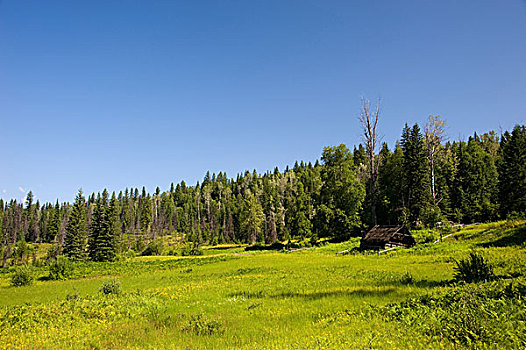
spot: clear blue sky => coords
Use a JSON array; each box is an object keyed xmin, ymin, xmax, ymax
[{"xmin": 1, "ymin": 0, "xmax": 525, "ymax": 204}]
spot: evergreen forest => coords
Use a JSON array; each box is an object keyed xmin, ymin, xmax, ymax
[{"xmin": 1, "ymin": 119, "xmax": 525, "ymax": 263}]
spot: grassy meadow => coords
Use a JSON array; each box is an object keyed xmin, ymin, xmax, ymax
[{"xmin": 1, "ymin": 221, "xmax": 525, "ymax": 349}]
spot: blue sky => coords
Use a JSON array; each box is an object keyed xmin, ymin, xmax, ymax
[{"xmin": 1, "ymin": 0, "xmax": 525, "ymax": 204}]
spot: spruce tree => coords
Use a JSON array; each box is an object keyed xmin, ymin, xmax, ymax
[
  {"xmin": 89, "ymin": 190, "xmax": 117, "ymax": 262},
  {"xmin": 63, "ymin": 189, "xmax": 88, "ymax": 261},
  {"xmin": 401, "ymin": 124, "xmax": 432, "ymax": 225},
  {"xmin": 109, "ymin": 192, "xmax": 121, "ymax": 253},
  {"xmin": 291, "ymin": 182, "xmax": 312, "ymax": 240},
  {"xmin": 377, "ymin": 142, "xmax": 405, "ymax": 224},
  {"xmin": 498, "ymin": 125, "xmax": 526, "ymax": 218},
  {"xmin": 140, "ymin": 187, "xmax": 152, "ymax": 234},
  {"xmin": 48, "ymin": 201, "xmax": 61, "ymax": 243},
  {"xmin": 455, "ymin": 136, "xmax": 498, "ymax": 222}
]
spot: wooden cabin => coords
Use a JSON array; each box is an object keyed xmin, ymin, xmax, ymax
[{"xmin": 360, "ymin": 225, "xmax": 416, "ymax": 250}]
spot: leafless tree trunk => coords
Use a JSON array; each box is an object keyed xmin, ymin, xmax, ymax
[{"xmin": 360, "ymin": 97, "xmax": 380, "ymax": 225}]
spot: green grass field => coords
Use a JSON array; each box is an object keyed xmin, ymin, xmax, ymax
[{"xmin": 1, "ymin": 221, "xmax": 525, "ymax": 349}]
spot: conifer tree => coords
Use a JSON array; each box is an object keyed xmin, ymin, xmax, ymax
[
  {"xmin": 89, "ymin": 190, "xmax": 117, "ymax": 262},
  {"xmin": 498, "ymin": 125, "xmax": 526, "ymax": 217},
  {"xmin": 140, "ymin": 187, "xmax": 152, "ymax": 234},
  {"xmin": 63, "ymin": 189, "xmax": 88, "ymax": 261},
  {"xmin": 376, "ymin": 142, "xmax": 405, "ymax": 224},
  {"xmin": 109, "ymin": 192, "xmax": 121, "ymax": 252},
  {"xmin": 291, "ymin": 183, "xmax": 312, "ymax": 240},
  {"xmin": 454, "ymin": 136, "xmax": 498, "ymax": 222},
  {"xmin": 48, "ymin": 201, "xmax": 61, "ymax": 243},
  {"xmin": 401, "ymin": 124, "xmax": 432, "ymax": 225}
]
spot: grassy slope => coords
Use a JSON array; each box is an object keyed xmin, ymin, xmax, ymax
[{"xmin": 0, "ymin": 221, "xmax": 524, "ymax": 349}]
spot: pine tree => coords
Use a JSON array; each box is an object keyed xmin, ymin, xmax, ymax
[
  {"xmin": 455, "ymin": 136, "xmax": 498, "ymax": 222},
  {"xmin": 291, "ymin": 183, "xmax": 312, "ymax": 240},
  {"xmin": 48, "ymin": 201, "xmax": 61, "ymax": 244},
  {"xmin": 109, "ymin": 192, "xmax": 121, "ymax": 252},
  {"xmin": 140, "ymin": 187, "xmax": 152, "ymax": 234},
  {"xmin": 89, "ymin": 190, "xmax": 117, "ymax": 262},
  {"xmin": 498, "ymin": 125, "xmax": 526, "ymax": 217},
  {"xmin": 401, "ymin": 124, "xmax": 432, "ymax": 225},
  {"xmin": 376, "ymin": 142, "xmax": 405, "ymax": 224},
  {"xmin": 63, "ymin": 189, "xmax": 88, "ymax": 261}
]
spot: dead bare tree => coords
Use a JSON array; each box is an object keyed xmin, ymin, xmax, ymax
[
  {"xmin": 424, "ymin": 114, "xmax": 447, "ymax": 205},
  {"xmin": 359, "ymin": 97, "xmax": 380, "ymax": 226}
]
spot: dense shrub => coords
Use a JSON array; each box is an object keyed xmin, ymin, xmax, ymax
[
  {"xmin": 48, "ymin": 256, "xmax": 73, "ymax": 280},
  {"xmin": 181, "ymin": 243, "xmax": 203, "ymax": 256},
  {"xmin": 454, "ymin": 252, "xmax": 494, "ymax": 283},
  {"xmin": 99, "ymin": 279, "xmax": 122, "ymax": 295},
  {"xmin": 141, "ymin": 240, "xmax": 164, "ymax": 256},
  {"xmin": 11, "ymin": 265, "xmax": 34, "ymax": 287}
]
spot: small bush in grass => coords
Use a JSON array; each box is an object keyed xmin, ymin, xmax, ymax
[
  {"xmin": 65, "ymin": 289, "xmax": 81, "ymax": 301},
  {"xmin": 48, "ymin": 256, "xmax": 73, "ymax": 280},
  {"xmin": 182, "ymin": 314, "xmax": 223, "ymax": 335},
  {"xmin": 99, "ymin": 278, "xmax": 122, "ymax": 295},
  {"xmin": 400, "ymin": 272, "xmax": 415, "ymax": 285},
  {"xmin": 11, "ymin": 264, "xmax": 34, "ymax": 287},
  {"xmin": 454, "ymin": 252, "xmax": 494, "ymax": 283}
]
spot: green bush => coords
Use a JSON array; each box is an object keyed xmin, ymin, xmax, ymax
[
  {"xmin": 48, "ymin": 256, "xmax": 73, "ymax": 280},
  {"xmin": 181, "ymin": 243, "xmax": 203, "ymax": 256},
  {"xmin": 122, "ymin": 249, "xmax": 136, "ymax": 259},
  {"xmin": 141, "ymin": 239, "xmax": 164, "ymax": 256},
  {"xmin": 99, "ymin": 278, "xmax": 122, "ymax": 295},
  {"xmin": 182, "ymin": 314, "xmax": 223, "ymax": 335},
  {"xmin": 44, "ymin": 246, "xmax": 58, "ymax": 263},
  {"xmin": 12, "ymin": 240, "xmax": 33, "ymax": 265},
  {"xmin": 454, "ymin": 252, "xmax": 494, "ymax": 283},
  {"xmin": 11, "ymin": 265, "xmax": 34, "ymax": 287},
  {"xmin": 400, "ymin": 272, "xmax": 414, "ymax": 285},
  {"xmin": 411, "ymin": 229, "xmax": 440, "ymax": 244}
]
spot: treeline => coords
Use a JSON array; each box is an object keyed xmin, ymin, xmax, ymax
[{"xmin": 1, "ymin": 120, "xmax": 525, "ymax": 263}]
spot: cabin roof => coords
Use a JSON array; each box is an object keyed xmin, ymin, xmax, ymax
[
  {"xmin": 363, "ymin": 225, "xmax": 406, "ymax": 241},
  {"xmin": 361, "ymin": 225, "xmax": 415, "ymax": 249}
]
